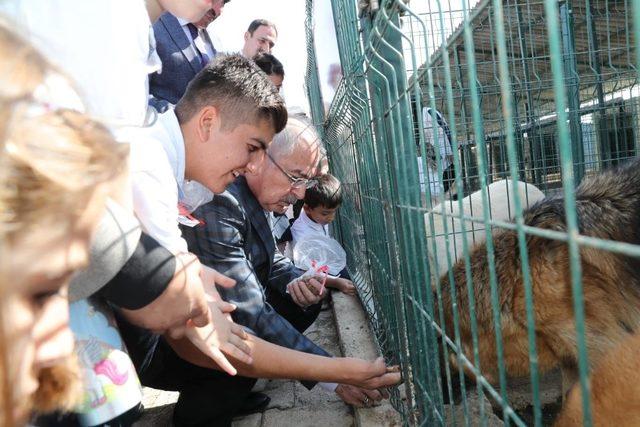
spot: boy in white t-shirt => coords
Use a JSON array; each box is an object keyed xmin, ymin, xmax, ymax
[{"xmin": 291, "ymin": 174, "xmax": 355, "ymax": 293}]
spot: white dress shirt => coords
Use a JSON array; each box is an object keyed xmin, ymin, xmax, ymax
[
  {"xmin": 176, "ymin": 17, "xmax": 216, "ymax": 60},
  {"xmin": 291, "ymin": 209, "xmax": 329, "ymax": 249},
  {"xmin": 129, "ymin": 109, "xmax": 190, "ymax": 253}
]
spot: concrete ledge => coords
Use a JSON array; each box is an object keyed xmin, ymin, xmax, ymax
[{"xmin": 331, "ymin": 291, "xmax": 403, "ymax": 427}]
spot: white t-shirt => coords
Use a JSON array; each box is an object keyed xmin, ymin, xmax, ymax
[
  {"xmin": 291, "ymin": 209, "xmax": 329, "ymax": 248},
  {"xmin": 129, "ymin": 109, "xmax": 189, "ymax": 253}
]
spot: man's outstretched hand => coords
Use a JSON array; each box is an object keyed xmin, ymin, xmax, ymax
[
  {"xmin": 335, "ymin": 384, "xmax": 386, "ymax": 407},
  {"xmin": 180, "ymin": 264, "xmax": 253, "ymax": 375},
  {"xmin": 182, "ymin": 299, "xmax": 253, "ymax": 376}
]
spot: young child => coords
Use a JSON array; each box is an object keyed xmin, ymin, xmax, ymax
[
  {"xmin": 291, "ymin": 174, "xmax": 355, "ymax": 293},
  {"xmin": 291, "ymin": 174, "xmax": 341, "ymax": 242}
]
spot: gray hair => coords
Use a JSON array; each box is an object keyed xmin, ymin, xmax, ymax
[{"xmin": 268, "ymin": 117, "xmax": 324, "ymax": 161}]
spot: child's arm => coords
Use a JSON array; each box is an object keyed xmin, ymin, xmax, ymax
[{"xmin": 325, "ymin": 276, "xmax": 356, "ymax": 295}]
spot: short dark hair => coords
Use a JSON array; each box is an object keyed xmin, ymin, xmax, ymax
[
  {"xmin": 253, "ymin": 53, "xmax": 284, "ymax": 77},
  {"xmin": 247, "ymin": 19, "xmax": 277, "ymax": 36},
  {"xmin": 175, "ymin": 53, "xmax": 287, "ymax": 133},
  {"xmin": 304, "ymin": 174, "xmax": 343, "ymax": 209}
]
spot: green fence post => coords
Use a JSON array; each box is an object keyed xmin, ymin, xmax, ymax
[
  {"xmin": 545, "ymin": 0, "xmax": 593, "ymax": 423},
  {"xmin": 515, "ymin": 3, "xmax": 542, "ymax": 186},
  {"xmin": 361, "ymin": 8, "xmax": 422, "ymax": 422},
  {"xmin": 304, "ymin": 0, "xmax": 325, "ymax": 130},
  {"xmin": 560, "ymin": 1, "xmax": 585, "ymax": 183},
  {"xmin": 585, "ymin": 0, "xmax": 611, "ymax": 170},
  {"xmin": 453, "ymin": 46, "xmax": 475, "ymax": 193}
]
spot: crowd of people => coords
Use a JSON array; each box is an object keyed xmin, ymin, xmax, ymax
[{"xmin": 0, "ymin": 1, "xmax": 401, "ymax": 426}]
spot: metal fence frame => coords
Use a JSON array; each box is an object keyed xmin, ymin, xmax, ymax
[{"xmin": 305, "ymin": 0, "xmax": 640, "ymax": 425}]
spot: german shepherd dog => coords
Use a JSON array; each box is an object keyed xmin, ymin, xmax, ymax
[
  {"xmin": 435, "ymin": 158, "xmax": 640, "ymax": 391},
  {"xmin": 554, "ymin": 331, "xmax": 640, "ymax": 426}
]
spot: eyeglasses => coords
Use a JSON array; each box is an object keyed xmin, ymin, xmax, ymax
[{"xmin": 266, "ymin": 151, "xmax": 317, "ymax": 189}]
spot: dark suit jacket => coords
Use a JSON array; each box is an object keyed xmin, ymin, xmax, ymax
[
  {"xmin": 181, "ymin": 178, "xmax": 330, "ymax": 367},
  {"xmin": 150, "ymin": 12, "xmax": 216, "ymax": 112}
]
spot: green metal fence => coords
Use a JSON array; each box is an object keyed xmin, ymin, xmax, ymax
[{"xmin": 305, "ymin": 0, "xmax": 640, "ymax": 425}]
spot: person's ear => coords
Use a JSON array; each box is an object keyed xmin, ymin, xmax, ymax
[
  {"xmin": 197, "ymin": 106, "xmax": 221, "ymax": 143},
  {"xmin": 244, "ymin": 31, "xmax": 250, "ymax": 42}
]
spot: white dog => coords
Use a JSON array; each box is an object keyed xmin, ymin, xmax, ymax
[{"xmin": 425, "ymin": 179, "xmax": 545, "ymax": 279}]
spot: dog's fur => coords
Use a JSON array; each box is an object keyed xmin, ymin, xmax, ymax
[
  {"xmin": 553, "ymin": 331, "xmax": 640, "ymax": 426},
  {"xmin": 435, "ymin": 158, "xmax": 640, "ymax": 385}
]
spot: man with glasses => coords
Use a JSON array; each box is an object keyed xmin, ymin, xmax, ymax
[{"xmin": 181, "ymin": 118, "xmax": 367, "ymax": 419}]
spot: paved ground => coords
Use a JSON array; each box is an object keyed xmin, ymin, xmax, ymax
[{"xmin": 134, "ymin": 301, "xmax": 355, "ymax": 427}]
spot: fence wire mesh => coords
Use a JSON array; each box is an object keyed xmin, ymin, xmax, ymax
[{"xmin": 305, "ymin": 0, "xmax": 640, "ymax": 425}]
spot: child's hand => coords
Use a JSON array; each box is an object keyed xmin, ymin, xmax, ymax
[{"xmin": 330, "ymin": 277, "xmax": 357, "ymax": 295}]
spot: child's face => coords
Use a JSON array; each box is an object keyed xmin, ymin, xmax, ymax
[{"xmin": 304, "ymin": 204, "xmax": 338, "ymax": 226}]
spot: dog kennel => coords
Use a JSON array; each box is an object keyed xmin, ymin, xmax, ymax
[{"xmin": 305, "ymin": 0, "xmax": 640, "ymax": 425}]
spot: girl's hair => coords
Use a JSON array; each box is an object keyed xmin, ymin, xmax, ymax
[
  {"xmin": 0, "ymin": 19, "xmax": 128, "ymax": 425},
  {"xmin": 0, "ymin": 107, "xmax": 128, "ymax": 238}
]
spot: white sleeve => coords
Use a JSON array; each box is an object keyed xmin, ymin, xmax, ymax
[
  {"xmin": 129, "ymin": 140, "xmax": 188, "ymax": 254},
  {"xmin": 290, "ymin": 216, "xmax": 305, "ymax": 247},
  {"xmin": 318, "ymin": 382, "xmax": 339, "ymax": 392}
]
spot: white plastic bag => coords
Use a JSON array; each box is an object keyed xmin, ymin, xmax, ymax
[
  {"xmin": 293, "ymin": 235, "xmax": 347, "ymax": 276},
  {"xmin": 287, "ymin": 261, "xmax": 329, "ymax": 297}
]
